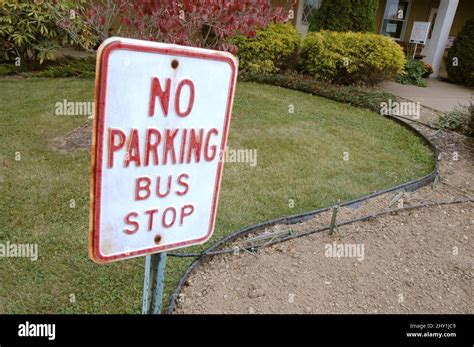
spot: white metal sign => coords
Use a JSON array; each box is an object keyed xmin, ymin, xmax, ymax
[
  {"xmin": 89, "ymin": 37, "xmax": 238, "ymax": 263},
  {"xmin": 409, "ymin": 21, "xmax": 431, "ymax": 45}
]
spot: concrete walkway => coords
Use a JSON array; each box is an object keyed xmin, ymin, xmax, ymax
[{"xmin": 380, "ymin": 79, "xmax": 473, "ymax": 112}]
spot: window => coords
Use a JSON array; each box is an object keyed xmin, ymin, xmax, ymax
[
  {"xmin": 380, "ymin": 0, "xmax": 411, "ymax": 41},
  {"xmin": 301, "ymin": 0, "xmax": 321, "ymax": 25}
]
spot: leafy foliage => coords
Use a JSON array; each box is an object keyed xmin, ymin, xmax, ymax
[
  {"xmin": 396, "ymin": 59, "xmax": 426, "ymax": 87},
  {"xmin": 64, "ymin": 0, "xmax": 295, "ymax": 53},
  {"xmin": 447, "ymin": 18, "xmax": 474, "ymax": 86},
  {"xmin": 309, "ymin": 0, "xmax": 352, "ymax": 32},
  {"xmin": 433, "ymin": 103, "xmax": 474, "ymax": 137},
  {"xmin": 300, "ymin": 31, "xmax": 406, "ymax": 85},
  {"xmin": 350, "ymin": 0, "xmax": 378, "ymax": 32},
  {"xmin": 0, "ymin": 1, "xmax": 72, "ymax": 63},
  {"xmin": 33, "ymin": 55, "xmax": 96, "ymax": 78},
  {"xmin": 309, "ymin": 0, "xmax": 378, "ymax": 32},
  {"xmin": 230, "ymin": 23, "xmax": 301, "ymax": 74},
  {"xmin": 239, "ymin": 72, "xmax": 396, "ymax": 114}
]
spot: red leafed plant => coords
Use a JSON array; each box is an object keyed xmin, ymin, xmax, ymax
[
  {"xmin": 49, "ymin": 0, "xmax": 295, "ymax": 53},
  {"xmin": 105, "ymin": 0, "xmax": 294, "ymax": 52}
]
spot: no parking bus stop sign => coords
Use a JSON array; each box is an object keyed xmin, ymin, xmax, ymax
[{"xmin": 89, "ymin": 37, "xmax": 238, "ymax": 263}]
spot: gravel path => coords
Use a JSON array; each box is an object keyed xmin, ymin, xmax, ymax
[{"xmin": 175, "ymin": 122, "xmax": 473, "ymax": 314}]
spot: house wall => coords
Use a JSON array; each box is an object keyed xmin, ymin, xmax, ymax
[
  {"xmin": 376, "ymin": 0, "xmax": 473, "ymax": 41},
  {"xmin": 375, "ymin": 1, "xmax": 386, "ymax": 32},
  {"xmin": 403, "ymin": 0, "xmax": 439, "ymax": 42},
  {"xmin": 450, "ymin": 0, "xmax": 474, "ymax": 36}
]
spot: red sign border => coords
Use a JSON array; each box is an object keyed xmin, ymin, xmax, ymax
[{"xmin": 89, "ymin": 38, "xmax": 238, "ymax": 263}]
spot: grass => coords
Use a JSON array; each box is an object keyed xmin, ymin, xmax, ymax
[{"xmin": 0, "ymin": 78, "xmax": 434, "ymax": 313}]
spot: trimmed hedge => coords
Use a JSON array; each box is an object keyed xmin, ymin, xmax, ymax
[
  {"xmin": 230, "ymin": 23, "xmax": 301, "ymax": 74},
  {"xmin": 300, "ymin": 31, "xmax": 406, "ymax": 85},
  {"xmin": 239, "ymin": 72, "xmax": 396, "ymax": 114}
]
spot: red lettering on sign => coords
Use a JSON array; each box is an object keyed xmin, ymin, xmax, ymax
[
  {"xmin": 135, "ymin": 176, "xmax": 151, "ymax": 201},
  {"xmin": 204, "ymin": 128, "xmax": 218, "ymax": 161},
  {"xmin": 180, "ymin": 204, "xmax": 194, "ymax": 225},
  {"xmin": 162, "ymin": 207, "xmax": 176, "ymax": 228},
  {"xmin": 144, "ymin": 128, "xmax": 161, "ymax": 166},
  {"xmin": 108, "ymin": 128, "xmax": 126, "ymax": 168},
  {"xmin": 187, "ymin": 128, "xmax": 204, "ymax": 163},
  {"xmin": 176, "ymin": 173, "xmax": 189, "ymax": 196},
  {"xmin": 179, "ymin": 128, "xmax": 188, "ymax": 163},
  {"xmin": 145, "ymin": 208, "xmax": 159, "ymax": 231},
  {"xmin": 125, "ymin": 128, "xmax": 141, "ymax": 167},
  {"xmin": 149, "ymin": 77, "xmax": 171, "ymax": 117},
  {"xmin": 156, "ymin": 175, "xmax": 172, "ymax": 198},
  {"xmin": 124, "ymin": 211, "xmax": 139, "ymax": 234},
  {"xmin": 175, "ymin": 79, "xmax": 195, "ymax": 117},
  {"xmin": 163, "ymin": 129, "xmax": 178, "ymax": 164}
]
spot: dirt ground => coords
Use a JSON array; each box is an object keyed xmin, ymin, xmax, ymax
[
  {"xmin": 175, "ymin": 121, "xmax": 474, "ymax": 314},
  {"xmin": 49, "ymin": 120, "xmax": 92, "ymax": 152}
]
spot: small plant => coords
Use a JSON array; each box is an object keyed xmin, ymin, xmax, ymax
[
  {"xmin": 433, "ymin": 103, "xmax": 473, "ymax": 137},
  {"xmin": 396, "ymin": 59, "xmax": 426, "ymax": 87},
  {"xmin": 422, "ymin": 63, "xmax": 433, "ymax": 78}
]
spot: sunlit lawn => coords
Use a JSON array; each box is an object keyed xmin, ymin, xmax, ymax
[{"xmin": 0, "ymin": 78, "xmax": 434, "ymax": 313}]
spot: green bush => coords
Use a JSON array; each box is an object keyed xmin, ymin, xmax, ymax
[
  {"xmin": 396, "ymin": 58, "xmax": 426, "ymax": 87},
  {"xmin": 433, "ymin": 103, "xmax": 474, "ymax": 137},
  {"xmin": 309, "ymin": 0, "xmax": 352, "ymax": 32},
  {"xmin": 300, "ymin": 31, "xmax": 406, "ymax": 85},
  {"xmin": 239, "ymin": 72, "xmax": 396, "ymax": 114},
  {"xmin": 31, "ymin": 55, "xmax": 96, "ymax": 78},
  {"xmin": 0, "ymin": 64, "xmax": 17, "ymax": 76},
  {"xmin": 309, "ymin": 0, "xmax": 378, "ymax": 33},
  {"xmin": 0, "ymin": 1, "xmax": 72, "ymax": 64},
  {"xmin": 447, "ymin": 18, "xmax": 474, "ymax": 86},
  {"xmin": 350, "ymin": 0, "xmax": 378, "ymax": 32},
  {"xmin": 230, "ymin": 23, "xmax": 301, "ymax": 74}
]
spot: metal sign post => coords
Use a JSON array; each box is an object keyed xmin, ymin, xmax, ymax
[{"xmin": 142, "ymin": 252, "xmax": 167, "ymax": 314}]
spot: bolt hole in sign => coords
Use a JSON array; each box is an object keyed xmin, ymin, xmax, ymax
[{"xmin": 89, "ymin": 37, "xmax": 238, "ymax": 263}]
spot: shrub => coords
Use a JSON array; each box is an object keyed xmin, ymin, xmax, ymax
[
  {"xmin": 0, "ymin": 1, "xmax": 72, "ymax": 64},
  {"xmin": 239, "ymin": 72, "xmax": 396, "ymax": 114},
  {"xmin": 396, "ymin": 59, "xmax": 426, "ymax": 87},
  {"xmin": 447, "ymin": 18, "xmax": 474, "ymax": 86},
  {"xmin": 309, "ymin": 0, "xmax": 352, "ymax": 32},
  {"xmin": 116, "ymin": 0, "xmax": 292, "ymax": 52},
  {"xmin": 433, "ymin": 103, "xmax": 474, "ymax": 137},
  {"xmin": 469, "ymin": 104, "xmax": 474, "ymax": 137},
  {"xmin": 300, "ymin": 31, "xmax": 406, "ymax": 85},
  {"xmin": 350, "ymin": 0, "xmax": 378, "ymax": 32},
  {"xmin": 230, "ymin": 23, "xmax": 301, "ymax": 74},
  {"xmin": 309, "ymin": 0, "xmax": 378, "ymax": 33},
  {"xmin": 33, "ymin": 56, "xmax": 96, "ymax": 78},
  {"xmin": 0, "ymin": 64, "xmax": 17, "ymax": 76}
]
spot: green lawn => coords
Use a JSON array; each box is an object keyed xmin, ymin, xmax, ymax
[{"xmin": 0, "ymin": 78, "xmax": 434, "ymax": 313}]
